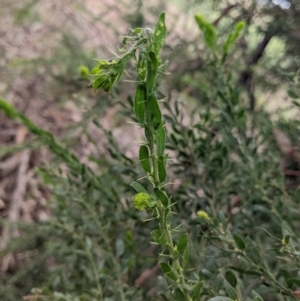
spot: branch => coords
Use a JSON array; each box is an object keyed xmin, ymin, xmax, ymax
[
  {"xmin": 240, "ymin": 31, "xmax": 274, "ymax": 111},
  {"xmin": 212, "ymin": 4, "xmax": 238, "ymax": 26}
]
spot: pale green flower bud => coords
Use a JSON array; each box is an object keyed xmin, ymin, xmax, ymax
[
  {"xmin": 196, "ymin": 210, "xmax": 210, "ymax": 221},
  {"xmin": 133, "ymin": 192, "xmax": 151, "ymax": 210}
]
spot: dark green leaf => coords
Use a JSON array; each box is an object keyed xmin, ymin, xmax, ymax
[
  {"xmin": 182, "ymin": 247, "xmax": 189, "ymax": 268},
  {"xmin": 160, "ymin": 262, "xmax": 177, "ymax": 280},
  {"xmin": 192, "ymin": 282, "xmax": 203, "ymax": 301},
  {"xmin": 156, "ymin": 126, "xmax": 166, "ymax": 156},
  {"xmin": 144, "ymin": 127, "xmax": 152, "ymax": 143},
  {"xmin": 223, "ymin": 279, "xmax": 237, "ymax": 300},
  {"xmin": 154, "ymin": 188, "xmax": 169, "ymax": 208},
  {"xmin": 173, "ymin": 288, "xmax": 185, "ymax": 301},
  {"xmin": 147, "ymin": 52, "xmax": 159, "ymax": 93},
  {"xmin": 151, "ymin": 229, "xmax": 167, "ymax": 246},
  {"xmin": 284, "ymin": 270, "xmax": 293, "ymax": 288},
  {"xmin": 148, "ymin": 93, "xmax": 162, "ymax": 130},
  {"xmin": 233, "ymin": 233, "xmax": 245, "ymax": 250},
  {"xmin": 283, "ymin": 234, "xmax": 291, "ymax": 245},
  {"xmin": 288, "ymin": 89, "xmax": 299, "ymax": 99},
  {"xmin": 177, "ymin": 233, "xmax": 188, "ymax": 254},
  {"xmin": 134, "ymin": 84, "xmax": 146, "ymax": 124},
  {"xmin": 139, "ymin": 145, "xmax": 151, "ymax": 173},
  {"xmin": 130, "ymin": 181, "xmax": 148, "ymax": 193},
  {"xmin": 229, "ymin": 266, "xmax": 260, "ymax": 276},
  {"xmin": 158, "ymin": 156, "xmax": 166, "ymax": 183},
  {"xmin": 224, "ymin": 270, "xmax": 237, "ymax": 287}
]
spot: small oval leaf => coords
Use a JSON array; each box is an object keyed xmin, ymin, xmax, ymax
[
  {"xmin": 134, "ymin": 84, "xmax": 146, "ymax": 124},
  {"xmin": 156, "ymin": 126, "xmax": 166, "ymax": 156},
  {"xmin": 173, "ymin": 288, "xmax": 185, "ymax": 301},
  {"xmin": 139, "ymin": 145, "xmax": 151, "ymax": 173},
  {"xmin": 151, "ymin": 229, "xmax": 167, "ymax": 246},
  {"xmin": 191, "ymin": 282, "xmax": 203, "ymax": 301},
  {"xmin": 148, "ymin": 93, "xmax": 162, "ymax": 130},
  {"xmin": 223, "ymin": 279, "xmax": 237, "ymax": 300},
  {"xmin": 225, "ymin": 270, "xmax": 237, "ymax": 287},
  {"xmin": 147, "ymin": 52, "xmax": 159, "ymax": 93},
  {"xmin": 182, "ymin": 247, "xmax": 189, "ymax": 268},
  {"xmin": 154, "ymin": 188, "xmax": 169, "ymax": 208},
  {"xmin": 153, "ymin": 12, "xmax": 167, "ymax": 56},
  {"xmin": 158, "ymin": 156, "xmax": 166, "ymax": 183},
  {"xmin": 160, "ymin": 262, "xmax": 177, "ymax": 280},
  {"xmin": 233, "ymin": 233, "xmax": 245, "ymax": 250},
  {"xmin": 130, "ymin": 181, "xmax": 148, "ymax": 193},
  {"xmin": 177, "ymin": 233, "xmax": 188, "ymax": 254}
]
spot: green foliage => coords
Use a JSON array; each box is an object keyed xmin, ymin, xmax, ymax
[{"xmin": 195, "ymin": 15, "xmax": 217, "ymax": 52}]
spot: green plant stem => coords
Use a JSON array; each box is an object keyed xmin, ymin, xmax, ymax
[{"xmin": 145, "ymin": 110, "xmax": 192, "ymax": 300}]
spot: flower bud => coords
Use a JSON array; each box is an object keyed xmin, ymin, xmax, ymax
[
  {"xmin": 133, "ymin": 192, "xmax": 151, "ymax": 210},
  {"xmin": 196, "ymin": 210, "xmax": 210, "ymax": 221}
]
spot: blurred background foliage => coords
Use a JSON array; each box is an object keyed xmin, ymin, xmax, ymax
[{"xmin": 0, "ymin": 0, "xmax": 300, "ymax": 300}]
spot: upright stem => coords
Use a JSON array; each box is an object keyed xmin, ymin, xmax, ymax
[{"xmin": 145, "ymin": 92, "xmax": 192, "ymax": 300}]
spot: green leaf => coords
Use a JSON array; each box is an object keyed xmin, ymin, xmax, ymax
[
  {"xmin": 252, "ymin": 290, "xmax": 264, "ymax": 301},
  {"xmin": 0, "ymin": 98, "xmax": 18, "ymax": 119},
  {"xmin": 182, "ymin": 247, "xmax": 189, "ymax": 268},
  {"xmin": 284, "ymin": 270, "xmax": 293, "ymax": 288},
  {"xmin": 229, "ymin": 266, "xmax": 260, "ymax": 276},
  {"xmin": 144, "ymin": 127, "xmax": 152, "ymax": 142},
  {"xmin": 223, "ymin": 279, "xmax": 237, "ymax": 300},
  {"xmin": 115, "ymin": 238, "xmax": 124, "ymax": 258},
  {"xmin": 233, "ymin": 233, "xmax": 245, "ymax": 250},
  {"xmin": 158, "ymin": 156, "xmax": 167, "ymax": 183},
  {"xmin": 139, "ymin": 145, "xmax": 151, "ymax": 173},
  {"xmin": 147, "ymin": 52, "xmax": 159, "ymax": 93},
  {"xmin": 177, "ymin": 233, "xmax": 188, "ymax": 254},
  {"xmin": 155, "ymin": 126, "xmax": 166, "ymax": 156},
  {"xmin": 173, "ymin": 288, "xmax": 185, "ymax": 301},
  {"xmin": 195, "ymin": 15, "xmax": 217, "ymax": 51},
  {"xmin": 222, "ymin": 21, "xmax": 245, "ymax": 60},
  {"xmin": 153, "ymin": 12, "xmax": 167, "ymax": 56},
  {"xmin": 282, "ymin": 234, "xmax": 291, "ymax": 245},
  {"xmin": 154, "ymin": 188, "xmax": 169, "ymax": 208},
  {"xmin": 137, "ymin": 49, "xmax": 147, "ymax": 80},
  {"xmin": 151, "ymin": 229, "xmax": 167, "ymax": 245},
  {"xmin": 134, "ymin": 84, "xmax": 146, "ymax": 124},
  {"xmin": 288, "ymin": 88, "xmax": 299, "ymax": 99},
  {"xmin": 192, "ymin": 282, "xmax": 203, "ymax": 300},
  {"xmin": 224, "ymin": 270, "xmax": 237, "ymax": 287},
  {"xmin": 148, "ymin": 93, "xmax": 162, "ymax": 130},
  {"xmin": 130, "ymin": 181, "xmax": 148, "ymax": 193},
  {"xmin": 160, "ymin": 262, "xmax": 177, "ymax": 280}
]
